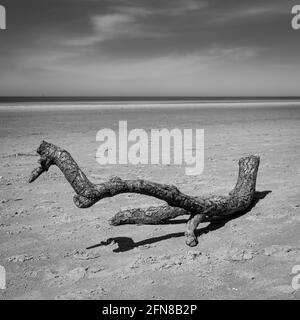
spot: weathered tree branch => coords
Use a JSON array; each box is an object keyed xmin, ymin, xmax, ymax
[
  {"xmin": 109, "ymin": 205, "xmax": 227, "ymax": 226},
  {"xmin": 29, "ymin": 140, "xmax": 260, "ymax": 246},
  {"xmin": 109, "ymin": 205, "xmax": 188, "ymax": 226}
]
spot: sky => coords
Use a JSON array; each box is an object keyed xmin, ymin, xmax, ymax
[{"xmin": 0, "ymin": 0, "xmax": 299, "ymax": 97}]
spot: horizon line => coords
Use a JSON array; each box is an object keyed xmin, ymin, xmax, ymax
[{"xmin": 1, "ymin": 96, "xmax": 300, "ymax": 103}]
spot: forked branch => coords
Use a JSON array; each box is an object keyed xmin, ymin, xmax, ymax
[{"xmin": 29, "ymin": 140, "xmax": 260, "ymax": 246}]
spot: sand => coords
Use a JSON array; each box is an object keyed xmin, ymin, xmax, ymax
[{"xmin": 0, "ymin": 102, "xmax": 300, "ymax": 300}]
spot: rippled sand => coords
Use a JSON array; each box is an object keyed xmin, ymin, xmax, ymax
[{"xmin": 0, "ymin": 102, "xmax": 300, "ymax": 299}]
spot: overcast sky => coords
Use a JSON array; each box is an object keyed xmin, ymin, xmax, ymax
[{"xmin": 0, "ymin": 0, "xmax": 299, "ymax": 96}]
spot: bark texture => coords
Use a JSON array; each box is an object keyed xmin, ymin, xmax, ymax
[
  {"xmin": 109, "ymin": 205, "xmax": 188, "ymax": 226},
  {"xmin": 29, "ymin": 140, "xmax": 260, "ymax": 246}
]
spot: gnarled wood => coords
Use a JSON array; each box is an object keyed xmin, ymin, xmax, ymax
[
  {"xmin": 29, "ymin": 140, "xmax": 260, "ymax": 246},
  {"xmin": 109, "ymin": 205, "xmax": 188, "ymax": 226}
]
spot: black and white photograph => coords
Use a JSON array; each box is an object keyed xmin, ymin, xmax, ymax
[{"xmin": 0, "ymin": 0, "xmax": 300, "ymax": 303}]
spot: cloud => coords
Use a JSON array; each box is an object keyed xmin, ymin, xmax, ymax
[
  {"xmin": 0, "ymin": 43, "xmax": 292, "ymax": 97},
  {"xmin": 64, "ymin": 8, "xmax": 159, "ymax": 46},
  {"xmin": 207, "ymin": 2, "xmax": 287, "ymax": 25},
  {"xmin": 64, "ymin": 13, "xmax": 136, "ymax": 46},
  {"xmin": 0, "ymin": 0, "xmax": 299, "ymax": 96},
  {"xmin": 63, "ymin": 0, "xmax": 210, "ymax": 47}
]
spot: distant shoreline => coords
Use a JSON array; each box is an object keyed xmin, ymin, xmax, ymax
[
  {"xmin": 0, "ymin": 100, "xmax": 300, "ymax": 112},
  {"xmin": 1, "ymin": 96, "xmax": 300, "ymax": 104}
]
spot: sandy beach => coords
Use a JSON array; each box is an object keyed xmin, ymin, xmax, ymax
[{"xmin": 0, "ymin": 102, "xmax": 300, "ymax": 300}]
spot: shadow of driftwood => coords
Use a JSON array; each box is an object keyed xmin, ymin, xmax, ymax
[{"xmin": 87, "ymin": 190, "xmax": 271, "ymax": 253}]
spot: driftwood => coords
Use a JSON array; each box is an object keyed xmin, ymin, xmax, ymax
[{"xmin": 29, "ymin": 140, "xmax": 260, "ymax": 247}]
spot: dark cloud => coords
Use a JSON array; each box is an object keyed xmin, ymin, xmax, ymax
[{"xmin": 0, "ymin": 0, "xmax": 299, "ymax": 95}]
